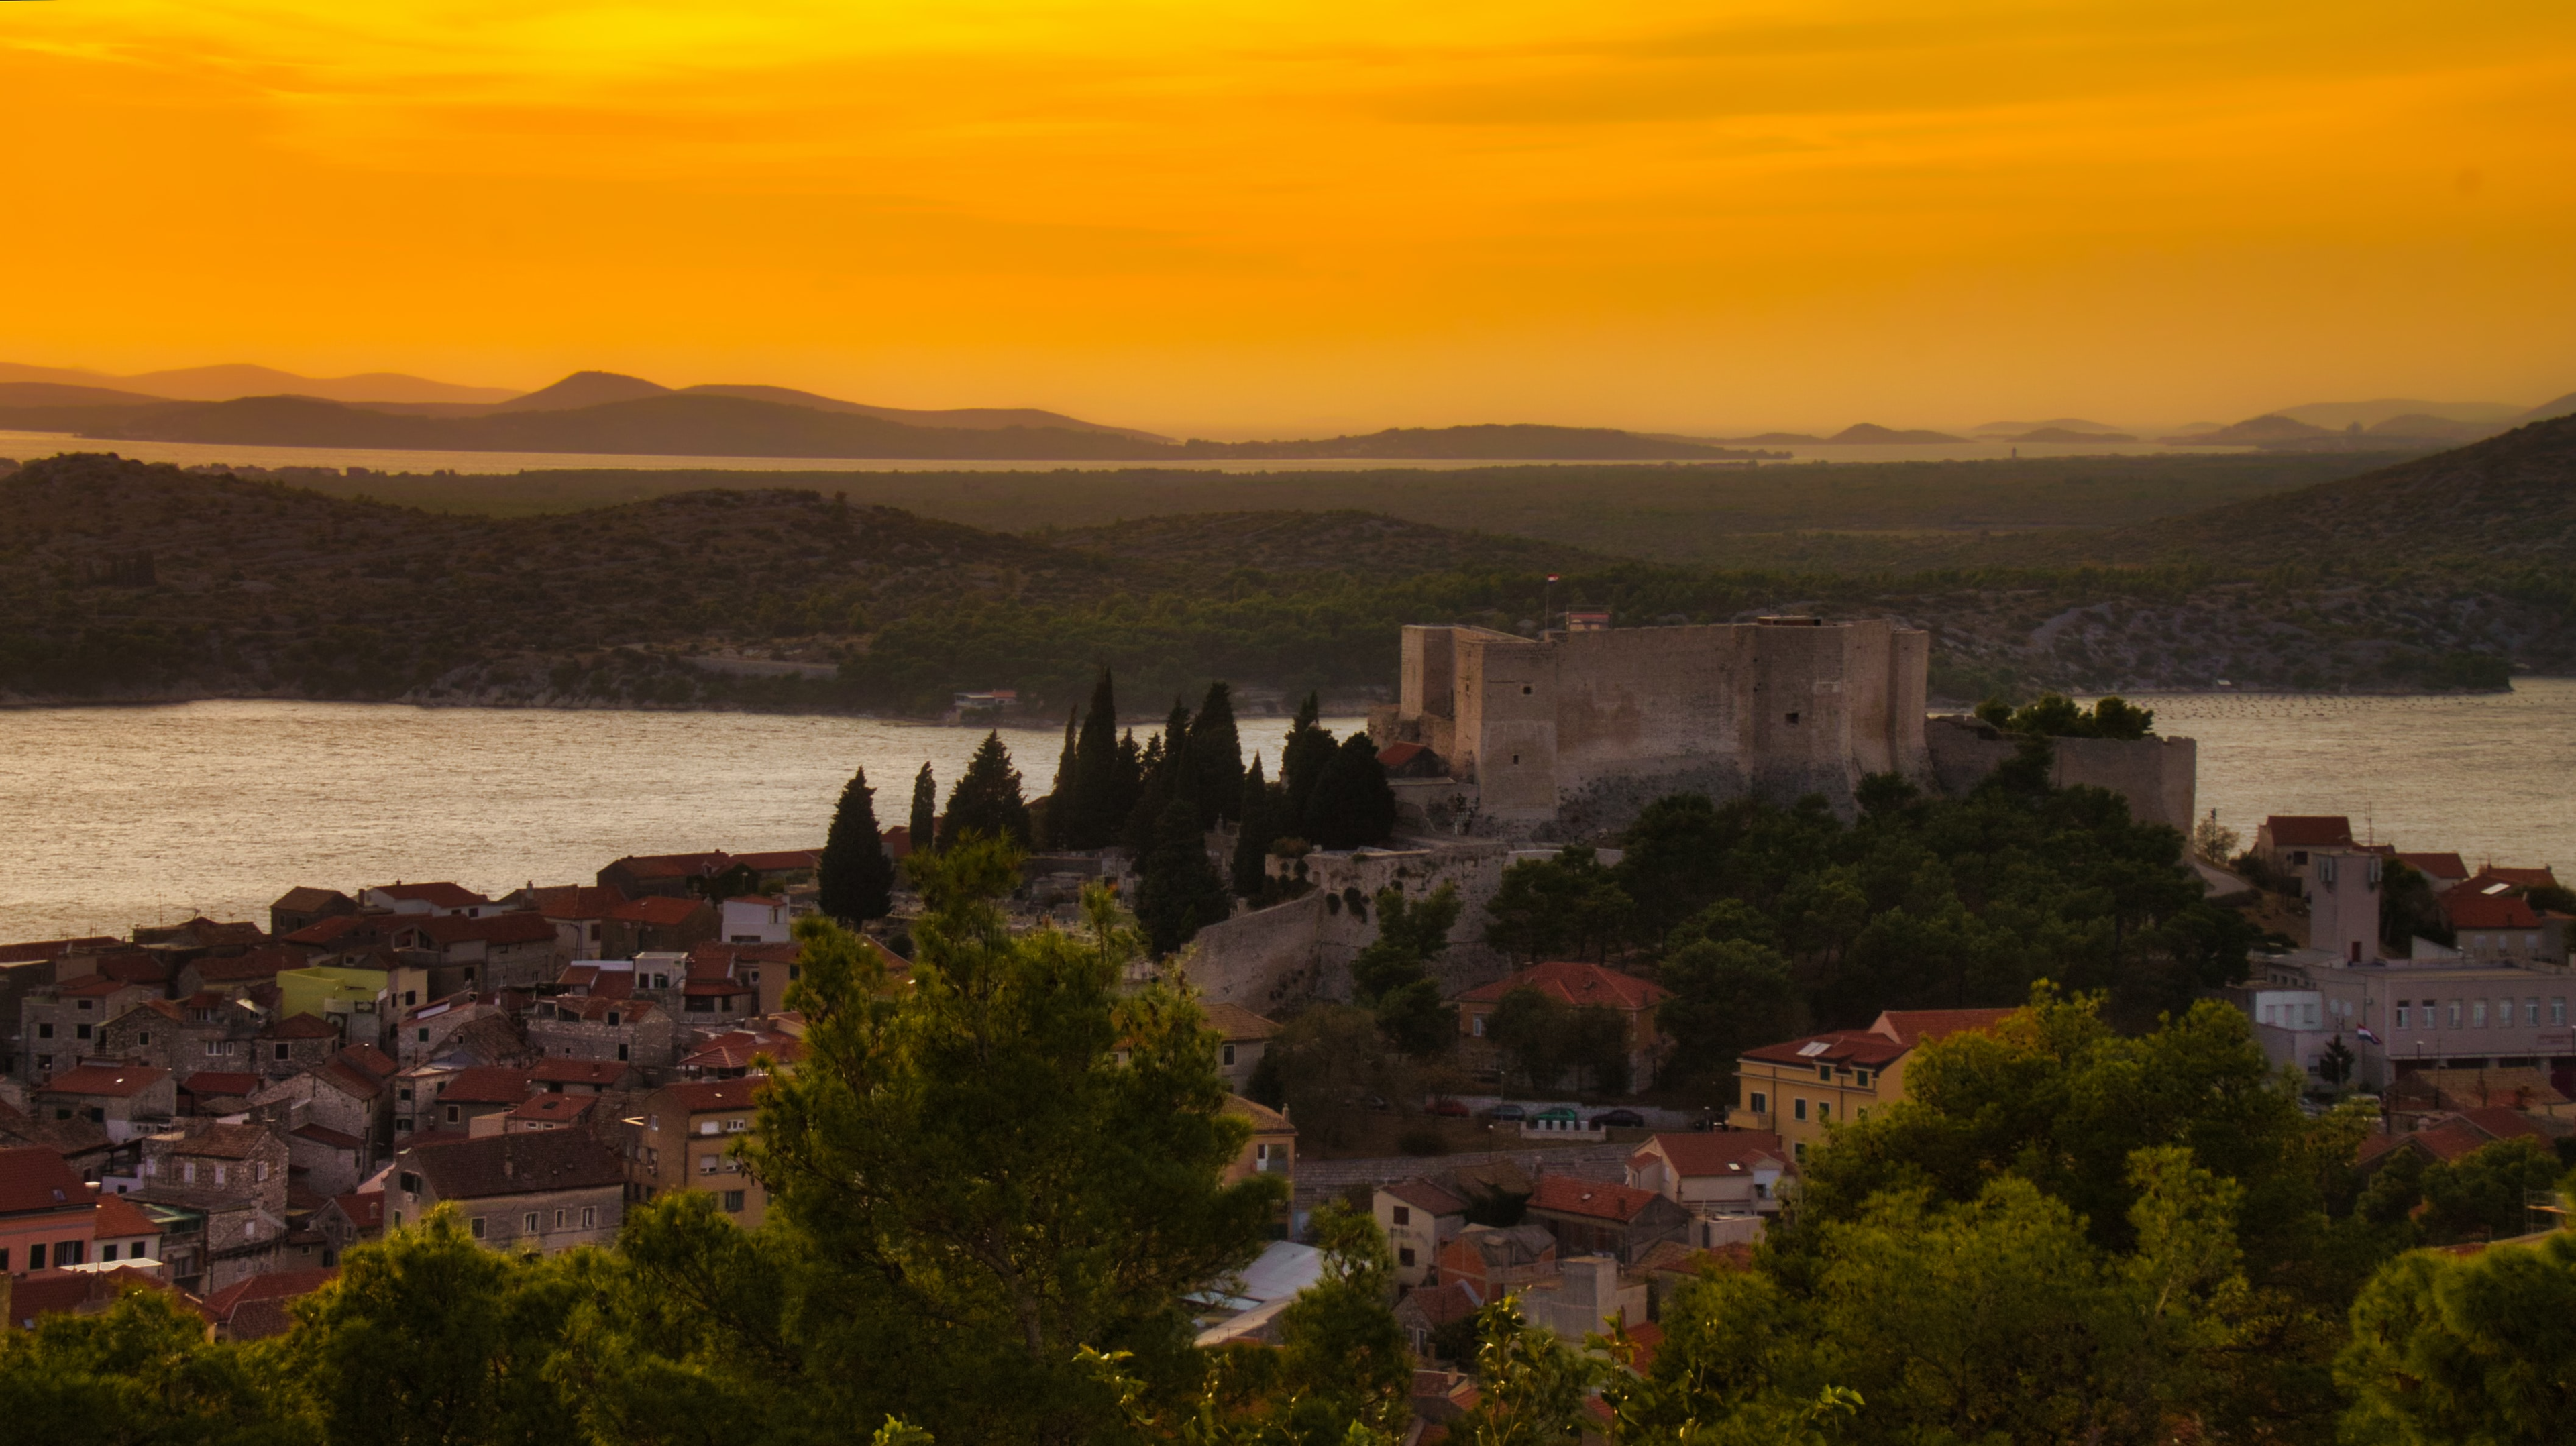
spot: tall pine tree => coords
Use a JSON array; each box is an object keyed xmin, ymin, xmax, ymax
[
  {"xmin": 1136, "ymin": 797, "xmax": 1232, "ymax": 956},
  {"xmin": 940, "ymin": 732, "xmax": 1032, "ymax": 849},
  {"xmin": 818, "ymin": 766, "xmax": 897, "ymax": 922},
  {"xmin": 1068, "ymin": 668, "xmax": 1121, "ymax": 848},
  {"xmin": 1232, "ymin": 753, "xmax": 1281, "ymax": 898},
  {"xmin": 1188, "ymin": 681, "xmax": 1243, "ymax": 827},
  {"xmin": 1038, "ymin": 708, "xmax": 1079, "ymax": 848},
  {"xmin": 1279, "ymin": 692, "xmax": 1338, "ymax": 839},
  {"xmin": 908, "ymin": 761, "xmax": 937, "ymax": 855},
  {"xmin": 1305, "ymin": 734, "xmax": 1397, "ymax": 849}
]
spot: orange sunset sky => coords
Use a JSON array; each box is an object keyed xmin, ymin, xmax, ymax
[{"xmin": 4, "ymin": 0, "xmax": 2573, "ymax": 435}]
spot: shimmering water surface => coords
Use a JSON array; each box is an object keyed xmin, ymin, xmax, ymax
[
  {"xmin": 0, "ymin": 686, "xmax": 2567, "ymax": 942},
  {"xmin": 0, "ymin": 703, "xmax": 1362, "ymax": 942}
]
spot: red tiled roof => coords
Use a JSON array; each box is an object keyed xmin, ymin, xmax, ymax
[
  {"xmin": 58, "ymin": 974, "xmax": 146, "ymax": 998},
  {"xmin": 1202, "ymin": 1002, "xmax": 1281, "ymax": 1040},
  {"xmin": 1377, "ymin": 741, "xmax": 1430, "ymax": 767},
  {"xmin": 263, "ymin": 1012, "xmax": 339, "ymax": 1041},
  {"xmin": 530, "ymin": 1059, "xmax": 630, "ymax": 1087},
  {"xmin": 438, "ymin": 1066, "xmax": 535, "ymax": 1105},
  {"xmin": 404, "ymin": 1131, "xmax": 625, "ymax": 1199},
  {"xmin": 2457, "ymin": 1106, "xmax": 2548, "ymax": 1144},
  {"xmin": 2473, "ymin": 866, "xmax": 2561, "ymax": 891},
  {"xmin": 2444, "ymin": 890, "xmax": 2544, "ymax": 930},
  {"xmin": 2398, "ymin": 853, "xmax": 2471, "ymax": 881},
  {"xmin": 1633, "ymin": 1130, "xmax": 1792, "ymax": 1179},
  {"xmin": 506, "ymin": 1093, "xmax": 597, "ymax": 1123},
  {"xmin": 1402, "ymin": 1280, "xmax": 1483, "ymax": 1327},
  {"xmin": 0, "ymin": 936, "xmax": 119, "ymax": 964},
  {"xmin": 732, "ymin": 849, "xmax": 822, "ymax": 872},
  {"xmin": 1871, "ymin": 1009, "xmax": 2014, "ymax": 1048},
  {"xmin": 1456, "ymin": 961, "xmax": 1669, "ymax": 1011},
  {"xmin": 9, "ymin": 1266, "xmax": 168, "ymax": 1329},
  {"xmin": 189, "ymin": 946, "xmax": 303, "ymax": 983},
  {"xmin": 203, "ymin": 1267, "xmax": 339, "ymax": 1321},
  {"xmin": 528, "ymin": 885, "xmax": 629, "ymax": 918},
  {"xmin": 677, "ymin": 1032, "xmax": 802, "ymax": 1071},
  {"xmin": 95, "ymin": 954, "xmax": 170, "ymax": 985},
  {"xmin": 177, "ymin": 919, "xmax": 269, "ymax": 947},
  {"xmin": 2263, "ymin": 816, "xmax": 2355, "ymax": 848},
  {"xmin": 608, "ymin": 852, "xmax": 731, "ymax": 880},
  {"xmin": 2411, "ymin": 1123, "xmax": 2497, "ymax": 1163},
  {"xmin": 547, "ymin": 995, "xmax": 660, "ymax": 1024},
  {"xmin": 1527, "ymin": 1174, "xmax": 1667, "ymax": 1223},
  {"xmin": 329, "ymin": 1192, "xmax": 385, "ymax": 1229},
  {"xmin": 168, "ymin": 1123, "xmax": 274, "ymax": 1160},
  {"xmin": 271, "ymin": 887, "xmax": 352, "ymax": 912},
  {"xmin": 181, "ymin": 1072, "xmax": 263, "ymax": 1099},
  {"xmin": 1623, "ymin": 1319, "xmax": 1664, "ymax": 1373},
  {"xmin": 682, "ymin": 977, "xmax": 757, "ymax": 997},
  {"xmin": 417, "ymin": 912, "xmax": 558, "ymax": 948},
  {"xmin": 40, "ymin": 1064, "xmax": 170, "ymax": 1099},
  {"xmin": 607, "ymin": 895, "xmax": 711, "ymax": 926},
  {"xmin": 285, "ymin": 915, "xmax": 374, "ymax": 947},
  {"xmin": 94, "ymin": 1192, "xmax": 160, "ymax": 1238},
  {"xmin": 291, "ymin": 1123, "xmax": 368, "ymax": 1151},
  {"xmin": 1382, "ymin": 1178, "xmax": 1468, "ymax": 1217},
  {"xmin": 372, "ymin": 882, "xmax": 492, "ymax": 909},
  {"xmin": 0, "ymin": 1146, "xmax": 89, "ymax": 1215},
  {"xmin": 660, "ymin": 1077, "xmax": 763, "ymax": 1113},
  {"xmin": 337, "ymin": 1044, "xmax": 398, "ymax": 1080},
  {"xmin": 1740, "ymin": 1030, "xmax": 1909, "ymax": 1070}
]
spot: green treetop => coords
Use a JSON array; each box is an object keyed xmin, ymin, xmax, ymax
[
  {"xmin": 818, "ymin": 765, "xmax": 896, "ymax": 922},
  {"xmin": 938, "ymin": 732, "xmax": 1032, "ymax": 850}
]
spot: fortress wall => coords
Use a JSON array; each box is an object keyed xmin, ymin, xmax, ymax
[
  {"xmin": 1841, "ymin": 621, "xmax": 1896, "ymax": 777},
  {"xmin": 1185, "ymin": 893, "xmax": 1326, "ymax": 1012},
  {"xmin": 1548, "ymin": 625, "xmax": 1754, "ymax": 796},
  {"xmin": 1748, "ymin": 624, "xmax": 1861, "ymax": 797},
  {"xmin": 1273, "ymin": 842, "xmax": 1523, "ymax": 997},
  {"xmin": 1922, "ymin": 716, "xmax": 2198, "ymax": 833},
  {"xmin": 1400, "ymin": 626, "xmax": 1460, "ymax": 722},
  {"xmin": 1886, "ymin": 628, "xmax": 1933, "ymax": 777}
]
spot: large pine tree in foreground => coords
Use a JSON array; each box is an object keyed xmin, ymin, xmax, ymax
[{"xmin": 818, "ymin": 765, "xmax": 896, "ymax": 922}]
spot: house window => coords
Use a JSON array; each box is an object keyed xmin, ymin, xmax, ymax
[
  {"xmin": 276, "ymin": 1044, "xmax": 290, "ymax": 1060},
  {"xmin": 723, "ymin": 1190, "xmax": 745, "ymax": 1213},
  {"xmin": 701, "ymin": 1121, "xmax": 720, "ymax": 1136},
  {"xmin": 1793, "ymin": 1142, "xmax": 1807, "ymax": 1162},
  {"xmin": 1222, "ymin": 1044, "xmax": 1236, "ymax": 1066},
  {"xmin": 56, "ymin": 1241, "xmax": 84, "ymax": 1266},
  {"xmin": 1471, "ymin": 1015, "xmax": 1486, "ymax": 1038},
  {"xmin": 1793, "ymin": 1099, "xmax": 1808, "ymax": 1122},
  {"xmin": 446, "ymin": 1105, "xmax": 460, "ymax": 1124},
  {"xmin": 1393, "ymin": 1205, "xmax": 1411, "ymax": 1227},
  {"xmin": 400, "ymin": 1172, "xmax": 421, "ymax": 1193},
  {"xmin": 1816, "ymin": 1103, "xmax": 1831, "ymax": 1123},
  {"xmin": 1399, "ymin": 1246, "xmax": 1417, "ymax": 1267},
  {"xmin": 1854, "ymin": 1070, "xmax": 1872, "ymax": 1088},
  {"xmin": 2449, "ymin": 1001, "xmax": 2462, "ymax": 1028},
  {"xmin": 138, "ymin": 1031, "xmax": 150, "ymax": 1046},
  {"xmin": 2474, "ymin": 1001, "xmax": 2489, "ymax": 1028},
  {"xmin": 257, "ymin": 1161, "xmax": 270, "ymax": 1182},
  {"xmin": 701, "ymin": 1155, "xmax": 721, "ymax": 1175},
  {"xmin": 213, "ymin": 1164, "xmax": 227, "ymax": 1186},
  {"xmin": 28, "ymin": 1243, "xmax": 44, "ymax": 1270},
  {"xmin": 181, "ymin": 1161, "xmax": 197, "ymax": 1184},
  {"xmin": 36, "ymin": 1023, "xmax": 51, "ymax": 1039},
  {"xmin": 2528, "ymin": 999, "xmax": 2543, "ymax": 1026},
  {"xmin": 1749, "ymin": 1091, "xmax": 1768, "ymax": 1114},
  {"xmin": 555, "ymin": 1209, "xmax": 567, "ymax": 1229},
  {"xmin": 2395, "ymin": 1003, "xmax": 2410, "ymax": 1029},
  {"xmin": 76, "ymin": 1023, "xmax": 92, "ymax": 1040},
  {"xmin": 1815, "ymin": 1064, "xmax": 1831, "ymax": 1082},
  {"xmin": 524, "ymin": 1212, "xmax": 540, "ymax": 1233},
  {"xmin": 472, "ymin": 1217, "xmax": 486, "ymax": 1238},
  {"xmin": 417, "ymin": 1029, "xmax": 430, "ymax": 1043},
  {"xmin": 405, "ymin": 991, "xmax": 417, "ymax": 1007},
  {"xmin": 616, "ymin": 1044, "xmax": 630, "ymax": 1062},
  {"xmin": 724, "ymin": 1118, "xmax": 747, "ymax": 1133},
  {"xmin": 101, "ymin": 1243, "xmax": 118, "ymax": 1262},
  {"xmin": 581, "ymin": 1206, "xmax": 597, "ymax": 1227},
  {"xmin": 2555, "ymin": 998, "xmax": 2568, "ymax": 1026},
  {"xmin": 607, "ymin": 1012, "xmax": 622, "ymax": 1026}
]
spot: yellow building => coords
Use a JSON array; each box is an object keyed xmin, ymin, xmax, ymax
[{"xmin": 1734, "ymin": 1009, "xmax": 2012, "ymax": 1162}]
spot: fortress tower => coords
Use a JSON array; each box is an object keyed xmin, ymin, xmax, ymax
[{"xmin": 1368, "ymin": 616, "xmax": 1933, "ymax": 832}]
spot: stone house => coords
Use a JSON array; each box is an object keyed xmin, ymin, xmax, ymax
[
  {"xmin": 418, "ymin": 1065, "xmax": 534, "ymax": 1133},
  {"xmin": 2253, "ymin": 816, "xmax": 2357, "ymax": 891},
  {"xmin": 258, "ymin": 1013, "xmax": 343, "ymax": 1080},
  {"xmin": 34, "ymin": 1064, "xmax": 176, "ymax": 1142},
  {"xmin": 602, "ymin": 896, "xmax": 720, "ymax": 959},
  {"xmin": 288, "ymin": 1123, "xmax": 371, "ymax": 1196},
  {"xmin": 675, "ymin": 1028, "xmax": 806, "ymax": 1080},
  {"xmin": 530, "ymin": 1058, "xmax": 641, "ymax": 1094},
  {"xmin": 634, "ymin": 1076, "xmax": 768, "ymax": 1227},
  {"xmin": 133, "ymin": 1122, "xmax": 293, "ymax": 1294},
  {"xmin": 99, "ymin": 993, "xmax": 268, "ymax": 1078},
  {"xmin": 526, "ymin": 885, "xmax": 629, "ymax": 961},
  {"xmin": 598, "ymin": 851, "xmax": 733, "ymax": 901},
  {"xmin": 676, "ymin": 950, "xmax": 762, "ymax": 1030},
  {"xmin": 500, "ymin": 1093, "xmax": 601, "ymax": 1136},
  {"xmin": 178, "ymin": 1071, "xmax": 265, "ymax": 1117},
  {"xmin": 18, "ymin": 975, "xmax": 158, "ymax": 1081},
  {"xmin": 1434, "ymin": 1223, "xmax": 1558, "ymax": 1304},
  {"xmin": 2443, "ymin": 886, "xmax": 2571, "ymax": 967},
  {"xmin": 1523, "ymin": 1175, "xmax": 1692, "ymax": 1264},
  {"xmin": 313, "ymin": 1190, "xmax": 384, "ymax": 1266},
  {"xmin": 248, "ymin": 1053, "xmax": 393, "ymax": 1174},
  {"xmin": 1222, "ymin": 1095, "xmax": 1296, "ymax": 1189},
  {"xmin": 268, "ymin": 887, "xmax": 358, "ymax": 939},
  {"xmin": 397, "ymin": 993, "xmax": 508, "ymax": 1066},
  {"xmin": 1519, "ymin": 1253, "xmax": 1648, "ymax": 1341},
  {"xmin": 361, "ymin": 882, "xmax": 499, "ymax": 917},
  {"xmin": 176, "ymin": 946, "xmax": 302, "ymax": 1001},
  {"xmin": 411, "ymin": 913, "xmax": 564, "ymax": 993},
  {"xmin": 529, "ymin": 997, "xmax": 675, "ymax": 1074},
  {"xmin": 392, "ymin": 1132, "xmax": 625, "ymax": 1253}
]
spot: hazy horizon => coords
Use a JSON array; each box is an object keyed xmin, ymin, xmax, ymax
[{"xmin": 5, "ymin": 2, "xmax": 2572, "ymax": 437}]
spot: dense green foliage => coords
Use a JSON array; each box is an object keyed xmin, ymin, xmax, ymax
[
  {"xmin": 2338, "ymin": 1233, "xmax": 2576, "ymax": 1445},
  {"xmin": 1974, "ymin": 691, "xmax": 2155, "ymax": 739},
  {"xmin": 936, "ymin": 732, "xmax": 1032, "ymax": 850},
  {"xmin": 817, "ymin": 765, "xmax": 896, "ymax": 921},
  {"xmin": 1346, "ymin": 883, "xmax": 1462, "ymax": 1056},
  {"xmin": 907, "ymin": 761, "xmax": 937, "ymax": 853}
]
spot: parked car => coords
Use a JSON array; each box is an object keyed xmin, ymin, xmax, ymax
[
  {"xmin": 1489, "ymin": 1103, "xmax": 1527, "ymax": 1122},
  {"xmin": 1588, "ymin": 1109, "xmax": 1646, "ymax": 1129},
  {"xmin": 1429, "ymin": 1097, "xmax": 1472, "ymax": 1117}
]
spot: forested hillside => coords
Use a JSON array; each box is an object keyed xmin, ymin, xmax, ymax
[{"xmin": 2, "ymin": 448, "xmax": 2569, "ymax": 716}]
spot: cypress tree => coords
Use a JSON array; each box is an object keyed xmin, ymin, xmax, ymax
[
  {"xmin": 1069, "ymin": 668, "xmax": 1120, "ymax": 848},
  {"xmin": 908, "ymin": 761, "xmax": 938, "ymax": 855},
  {"xmin": 1305, "ymin": 733, "xmax": 1397, "ymax": 849},
  {"xmin": 1279, "ymin": 692, "xmax": 1338, "ymax": 838},
  {"xmin": 818, "ymin": 765, "xmax": 896, "ymax": 922},
  {"xmin": 940, "ymin": 732, "xmax": 1032, "ymax": 850},
  {"xmin": 1037, "ymin": 708, "xmax": 1078, "ymax": 849},
  {"xmin": 1122, "ymin": 723, "xmax": 1180, "ymax": 856},
  {"xmin": 1136, "ymin": 796, "xmax": 1232, "ymax": 956},
  {"xmin": 1231, "ymin": 753, "xmax": 1279, "ymax": 898},
  {"xmin": 1111, "ymin": 729, "xmax": 1146, "ymax": 831},
  {"xmin": 1188, "ymin": 681, "xmax": 1244, "ymax": 826}
]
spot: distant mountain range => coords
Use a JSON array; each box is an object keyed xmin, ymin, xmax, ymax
[
  {"xmin": 0, "ymin": 362, "xmax": 516, "ymax": 405},
  {"xmin": 0, "ymin": 370, "xmax": 1766, "ymax": 462}
]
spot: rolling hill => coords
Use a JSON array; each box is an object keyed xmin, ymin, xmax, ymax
[{"xmin": 0, "ymin": 362, "xmax": 514, "ymax": 404}]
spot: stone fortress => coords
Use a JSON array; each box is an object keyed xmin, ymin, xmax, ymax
[
  {"xmin": 1189, "ymin": 614, "xmax": 2197, "ymax": 1013},
  {"xmin": 1367, "ymin": 616, "xmax": 1935, "ymax": 836}
]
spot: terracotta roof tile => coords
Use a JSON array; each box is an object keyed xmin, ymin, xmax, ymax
[
  {"xmin": 1527, "ymin": 1174, "xmax": 1666, "ymax": 1223},
  {"xmin": 93, "ymin": 1192, "xmax": 161, "ymax": 1238},
  {"xmin": 181, "ymin": 1072, "xmax": 263, "ymax": 1099},
  {"xmin": 1631, "ymin": 1130, "xmax": 1792, "ymax": 1179},
  {"xmin": 2445, "ymin": 890, "xmax": 2544, "ymax": 930},
  {"xmin": 1740, "ymin": 1030, "xmax": 1910, "ymax": 1070},
  {"xmin": 438, "ymin": 1066, "xmax": 535, "ymax": 1105},
  {"xmin": 661, "ymin": 1077, "xmax": 764, "ymax": 1113},
  {"xmin": 372, "ymin": 883, "xmax": 492, "ymax": 909},
  {"xmin": 1871, "ymin": 1009, "xmax": 2015, "ymax": 1047},
  {"xmin": 2264, "ymin": 816, "xmax": 2355, "ymax": 848},
  {"xmin": 404, "ymin": 1131, "xmax": 625, "ymax": 1199},
  {"xmin": 607, "ymin": 895, "xmax": 712, "ymax": 927},
  {"xmin": 1202, "ymin": 1002, "xmax": 1282, "ymax": 1041},
  {"xmin": 2397, "ymin": 853, "xmax": 2470, "ymax": 881},
  {"xmin": 0, "ymin": 1146, "xmax": 88, "ymax": 1215},
  {"xmin": 40, "ymin": 1064, "xmax": 170, "ymax": 1098},
  {"xmin": 168, "ymin": 1123, "xmax": 274, "ymax": 1160},
  {"xmin": 1456, "ymin": 961, "xmax": 1669, "ymax": 1011}
]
